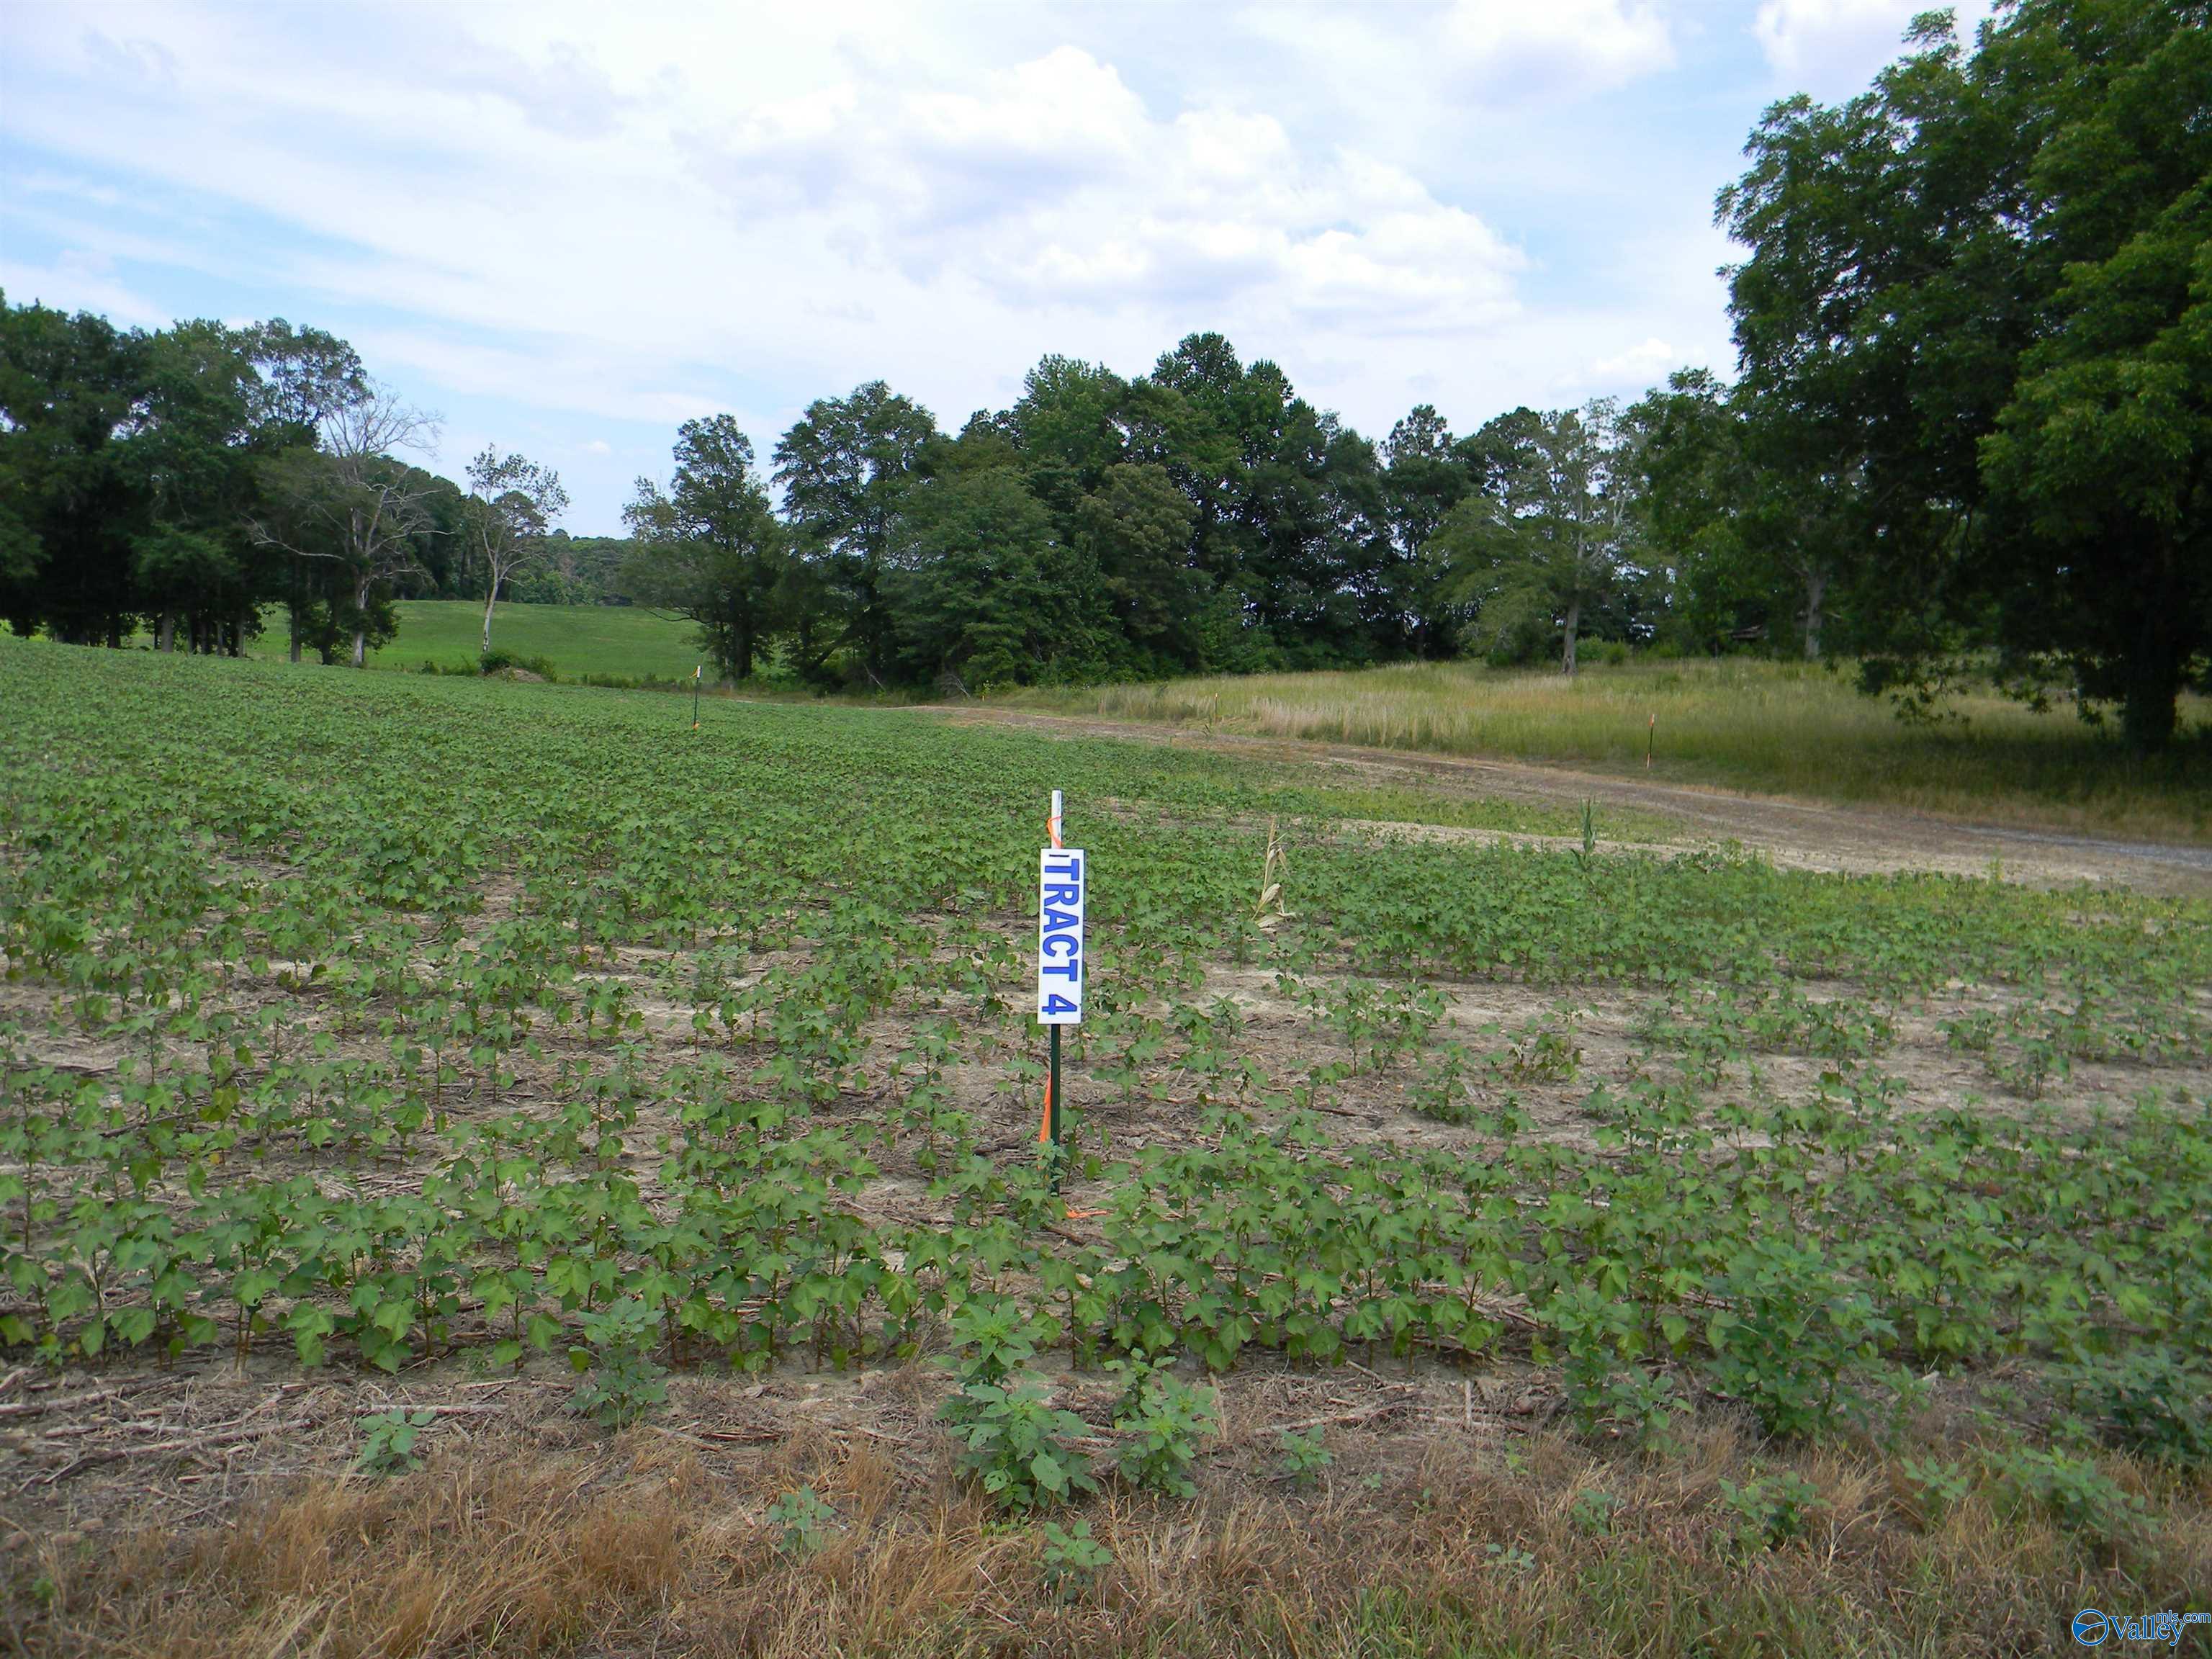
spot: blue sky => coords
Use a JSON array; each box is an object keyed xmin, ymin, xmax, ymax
[{"xmin": 1, "ymin": 0, "xmax": 1952, "ymax": 534}]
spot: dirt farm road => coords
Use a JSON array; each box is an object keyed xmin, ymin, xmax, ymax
[{"xmin": 909, "ymin": 706, "xmax": 2212, "ymax": 896}]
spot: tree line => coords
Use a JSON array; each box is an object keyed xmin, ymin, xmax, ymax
[
  {"xmin": 2, "ymin": 0, "xmax": 2202, "ymax": 743},
  {"xmin": 619, "ymin": 349, "xmax": 1678, "ymax": 691},
  {"xmin": 0, "ymin": 307, "xmax": 588, "ymax": 665}
]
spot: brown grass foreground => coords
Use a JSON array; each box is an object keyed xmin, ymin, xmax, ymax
[{"xmin": 10, "ymin": 1413, "xmax": 2207, "ymax": 1659}]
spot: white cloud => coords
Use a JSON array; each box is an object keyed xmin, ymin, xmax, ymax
[
  {"xmin": 687, "ymin": 48, "xmax": 1522, "ymax": 334},
  {"xmin": 1592, "ymin": 336, "xmax": 1680, "ymax": 381},
  {"xmin": 1443, "ymin": 0, "xmax": 1674, "ymax": 92},
  {"xmin": 1238, "ymin": 0, "xmax": 1675, "ymax": 112},
  {"xmin": 1752, "ymin": 0, "xmax": 1992, "ymax": 91},
  {"xmin": 0, "ymin": 0, "xmax": 1763, "ymax": 526},
  {"xmin": 0, "ymin": 250, "xmax": 171, "ymax": 329}
]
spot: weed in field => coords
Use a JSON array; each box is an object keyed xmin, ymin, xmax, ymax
[
  {"xmin": 1107, "ymin": 1349, "xmax": 1217, "ymax": 1498},
  {"xmin": 2057, "ymin": 1349, "xmax": 2212, "ymax": 1471},
  {"xmin": 765, "ymin": 1486, "xmax": 839, "ymax": 1557},
  {"xmin": 1568, "ymin": 1487, "xmax": 1621, "ymax": 1537},
  {"xmin": 567, "ymin": 1300, "xmax": 670, "ymax": 1429},
  {"xmin": 1036, "ymin": 1518, "xmax": 1113, "ymax": 1600},
  {"xmin": 1716, "ymin": 1470, "xmax": 1820, "ymax": 1554},
  {"xmin": 1483, "ymin": 1541, "xmax": 1539, "ymax": 1573},
  {"xmin": 1984, "ymin": 1444, "xmax": 2146, "ymax": 1548},
  {"xmin": 1275, "ymin": 1429, "xmax": 1334, "ymax": 1487},
  {"xmin": 1894, "ymin": 1455, "xmax": 1974, "ymax": 1527},
  {"xmin": 940, "ymin": 1374, "xmax": 1099, "ymax": 1511},
  {"xmin": 351, "ymin": 1408, "xmax": 435, "ymax": 1477}
]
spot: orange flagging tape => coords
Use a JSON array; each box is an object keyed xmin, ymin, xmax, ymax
[{"xmin": 1038, "ymin": 1076, "xmax": 1053, "ymax": 1143}]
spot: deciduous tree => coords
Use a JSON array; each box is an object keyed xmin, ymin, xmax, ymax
[
  {"xmin": 1719, "ymin": 0, "xmax": 2212, "ymax": 747},
  {"xmin": 250, "ymin": 385, "xmax": 443, "ymax": 668},
  {"xmin": 465, "ymin": 446, "xmax": 568, "ymax": 655},
  {"xmin": 623, "ymin": 415, "xmax": 785, "ymax": 680},
  {"xmin": 775, "ymin": 382, "xmax": 937, "ymax": 686},
  {"xmin": 1443, "ymin": 401, "xmax": 1642, "ymax": 675}
]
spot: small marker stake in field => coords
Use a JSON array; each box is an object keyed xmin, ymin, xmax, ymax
[
  {"xmin": 1647, "ymin": 712, "xmax": 1655, "ymax": 770},
  {"xmin": 691, "ymin": 665, "xmax": 702, "ymax": 732},
  {"xmin": 1037, "ymin": 789, "xmax": 1084, "ymax": 1195}
]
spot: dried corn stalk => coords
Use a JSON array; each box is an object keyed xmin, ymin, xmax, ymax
[{"xmin": 1255, "ymin": 816, "xmax": 1292, "ymax": 930}]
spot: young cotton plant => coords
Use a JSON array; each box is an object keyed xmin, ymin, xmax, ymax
[
  {"xmin": 1704, "ymin": 1238, "xmax": 1894, "ymax": 1439},
  {"xmin": 938, "ymin": 1294, "xmax": 1051, "ymax": 1385}
]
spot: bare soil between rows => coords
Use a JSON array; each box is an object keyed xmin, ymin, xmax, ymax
[{"xmin": 9, "ymin": 909, "xmax": 2205, "ymax": 1545}]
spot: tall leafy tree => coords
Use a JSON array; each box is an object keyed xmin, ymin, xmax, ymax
[
  {"xmin": 1140, "ymin": 336, "xmax": 1259, "ymax": 605},
  {"xmin": 891, "ymin": 450, "xmax": 1094, "ymax": 692},
  {"xmin": 0, "ymin": 299, "xmax": 145, "ymax": 645},
  {"xmin": 623, "ymin": 416, "xmax": 785, "ymax": 680},
  {"xmin": 1007, "ymin": 355, "xmax": 1130, "ymax": 523},
  {"xmin": 774, "ymin": 382, "xmax": 937, "ymax": 685},
  {"xmin": 126, "ymin": 320, "xmax": 282, "ymax": 655},
  {"xmin": 0, "ymin": 298, "xmax": 323, "ymax": 652},
  {"xmin": 1443, "ymin": 400, "xmax": 1642, "ymax": 674},
  {"xmin": 242, "ymin": 320, "xmax": 367, "ymax": 440},
  {"xmin": 1073, "ymin": 462, "xmax": 1200, "ymax": 671},
  {"xmin": 1380, "ymin": 405, "xmax": 1474, "ymax": 657},
  {"xmin": 1720, "ymin": 0, "xmax": 2212, "ymax": 746},
  {"xmin": 1628, "ymin": 370, "xmax": 1797, "ymax": 653},
  {"xmin": 1973, "ymin": 2, "xmax": 2211, "ymax": 747},
  {"xmin": 240, "ymin": 320, "xmax": 369, "ymax": 658}
]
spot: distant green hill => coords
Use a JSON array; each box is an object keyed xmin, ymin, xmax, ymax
[{"xmin": 251, "ymin": 601, "xmax": 702, "ymax": 682}]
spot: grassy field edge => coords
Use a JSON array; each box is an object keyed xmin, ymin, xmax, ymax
[{"xmin": 992, "ymin": 658, "xmax": 2212, "ymax": 844}]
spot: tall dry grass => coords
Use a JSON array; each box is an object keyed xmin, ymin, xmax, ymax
[
  {"xmin": 13, "ymin": 1419, "xmax": 2207, "ymax": 1658},
  {"xmin": 1000, "ymin": 658, "xmax": 2212, "ymax": 842}
]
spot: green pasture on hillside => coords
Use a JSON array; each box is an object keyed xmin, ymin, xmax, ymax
[{"xmin": 244, "ymin": 599, "xmax": 702, "ymax": 682}]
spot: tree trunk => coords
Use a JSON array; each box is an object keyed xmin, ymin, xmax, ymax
[
  {"xmin": 735, "ymin": 618, "xmax": 754, "ymax": 681},
  {"xmin": 158, "ymin": 613, "xmax": 174, "ymax": 653},
  {"xmin": 481, "ymin": 580, "xmax": 499, "ymax": 655},
  {"xmin": 1561, "ymin": 600, "xmax": 1581, "ymax": 676},
  {"xmin": 2121, "ymin": 620, "xmax": 2184, "ymax": 752},
  {"xmin": 288, "ymin": 603, "xmax": 302, "ymax": 664},
  {"xmin": 353, "ymin": 575, "xmax": 371, "ymax": 668},
  {"xmin": 1802, "ymin": 567, "xmax": 1827, "ymax": 661}
]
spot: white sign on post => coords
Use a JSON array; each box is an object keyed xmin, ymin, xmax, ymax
[{"xmin": 1037, "ymin": 846, "xmax": 1086, "ymax": 1025}]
